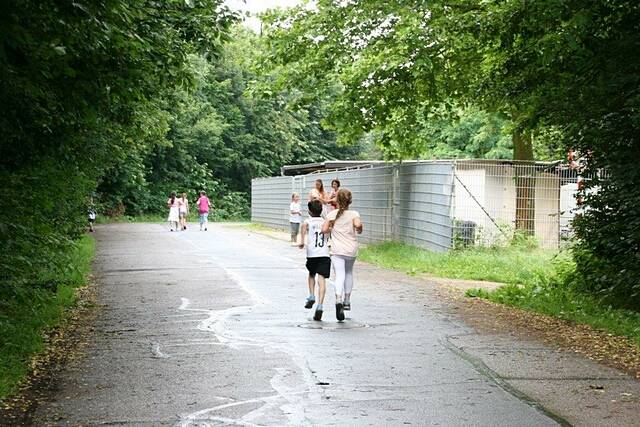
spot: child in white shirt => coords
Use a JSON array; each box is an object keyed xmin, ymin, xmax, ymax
[
  {"xmin": 289, "ymin": 193, "xmax": 302, "ymax": 243},
  {"xmin": 299, "ymin": 199, "xmax": 330, "ymax": 321}
]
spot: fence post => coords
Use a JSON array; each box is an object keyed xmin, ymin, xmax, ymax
[{"xmin": 391, "ymin": 162, "xmax": 400, "ymax": 240}]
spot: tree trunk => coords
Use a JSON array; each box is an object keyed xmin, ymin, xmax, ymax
[{"xmin": 513, "ymin": 128, "xmax": 535, "ymax": 234}]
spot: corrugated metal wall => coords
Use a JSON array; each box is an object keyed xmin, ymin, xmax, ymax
[
  {"xmin": 251, "ymin": 175, "xmax": 294, "ymax": 230},
  {"xmin": 251, "ymin": 160, "xmax": 585, "ymax": 251},
  {"xmin": 251, "ymin": 162, "xmax": 455, "ymax": 251},
  {"xmin": 397, "ymin": 162, "xmax": 455, "ymax": 252},
  {"xmin": 296, "ymin": 166, "xmax": 394, "ymax": 244}
]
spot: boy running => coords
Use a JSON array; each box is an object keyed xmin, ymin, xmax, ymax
[{"xmin": 299, "ymin": 199, "xmax": 330, "ymax": 321}]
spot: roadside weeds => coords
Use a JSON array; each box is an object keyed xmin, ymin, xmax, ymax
[{"xmin": 0, "ymin": 283, "xmax": 99, "ymax": 426}]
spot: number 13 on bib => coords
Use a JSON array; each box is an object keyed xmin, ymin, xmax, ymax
[{"xmin": 305, "ymin": 217, "xmax": 330, "ymax": 258}]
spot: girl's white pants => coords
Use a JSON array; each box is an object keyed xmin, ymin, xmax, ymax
[{"xmin": 331, "ymin": 255, "xmax": 356, "ymax": 300}]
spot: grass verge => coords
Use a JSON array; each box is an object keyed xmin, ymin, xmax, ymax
[
  {"xmin": 359, "ymin": 241, "xmax": 561, "ymax": 287},
  {"xmin": 360, "ymin": 241, "xmax": 640, "ymax": 347},
  {"xmin": 228, "ymin": 222, "xmax": 277, "ymax": 232},
  {"xmin": 97, "ymin": 214, "xmax": 249, "ymax": 224},
  {"xmin": 96, "ymin": 214, "xmax": 165, "ymax": 223},
  {"xmin": 0, "ymin": 235, "xmax": 95, "ymax": 399}
]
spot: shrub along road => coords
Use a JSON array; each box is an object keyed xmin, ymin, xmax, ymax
[{"xmin": 29, "ymin": 223, "xmax": 640, "ymax": 426}]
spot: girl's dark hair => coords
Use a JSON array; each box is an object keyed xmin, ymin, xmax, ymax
[
  {"xmin": 170, "ymin": 192, "xmax": 176, "ymax": 204},
  {"xmin": 200, "ymin": 191, "xmax": 206, "ymax": 196},
  {"xmin": 308, "ymin": 199, "xmax": 323, "ymax": 217},
  {"xmin": 331, "ymin": 179, "xmax": 341, "ymax": 187},
  {"xmin": 315, "ymin": 179, "xmax": 324, "ymax": 193}
]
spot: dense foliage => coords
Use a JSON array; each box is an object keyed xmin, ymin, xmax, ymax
[
  {"xmin": 2, "ymin": 1, "xmax": 638, "ymax": 308},
  {"xmin": 97, "ymin": 28, "xmax": 365, "ymax": 217},
  {"xmin": 0, "ymin": 0, "xmax": 237, "ymax": 285},
  {"xmin": 261, "ymin": 1, "xmax": 640, "ymax": 307},
  {"xmin": 445, "ymin": 0, "xmax": 640, "ymax": 306}
]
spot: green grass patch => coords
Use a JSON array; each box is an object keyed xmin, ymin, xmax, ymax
[
  {"xmin": 96, "ymin": 213, "xmax": 165, "ymax": 224},
  {"xmin": 97, "ymin": 213, "xmax": 249, "ymax": 224},
  {"xmin": 362, "ymin": 240, "xmax": 640, "ymax": 346},
  {"xmin": 359, "ymin": 241, "xmax": 561, "ymax": 287},
  {"xmin": 0, "ymin": 235, "xmax": 95, "ymax": 399}
]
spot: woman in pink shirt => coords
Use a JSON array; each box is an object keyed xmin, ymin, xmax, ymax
[
  {"xmin": 196, "ymin": 191, "xmax": 211, "ymax": 231},
  {"xmin": 308, "ymin": 179, "xmax": 330, "ymax": 217}
]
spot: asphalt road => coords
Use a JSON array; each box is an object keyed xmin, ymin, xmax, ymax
[{"xmin": 32, "ymin": 223, "xmax": 640, "ymax": 426}]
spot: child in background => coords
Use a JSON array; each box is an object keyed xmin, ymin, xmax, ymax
[
  {"xmin": 88, "ymin": 197, "xmax": 96, "ymax": 232},
  {"xmin": 289, "ymin": 193, "xmax": 302, "ymax": 243},
  {"xmin": 299, "ymin": 199, "xmax": 330, "ymax": 321},
  {"xmin": 196, "ymin": 191, "xmax": 211, "ymax": 231},
  {"xmin": 178, "ymin": 192, "xmax": 189, "ymax": 230},
  {"xmin": 327, "ymin": 179, "xmax": 340, "ymax": 212},
  {"xmin": 167, "ymin": 192, "xmax": 180, "ymax": 231},
  {"xmin": 322, "ymin": 188, "xmax": 363, "ymax": 321}
]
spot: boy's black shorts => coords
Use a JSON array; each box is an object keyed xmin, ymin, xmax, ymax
[{"xmin": 306, "ymin": 256, "xmax": 331, "ymax": 278}]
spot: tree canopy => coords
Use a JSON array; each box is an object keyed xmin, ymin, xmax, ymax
[
  {"xmin": 260, "ymin": 0, "xmax": 640, "ymax": 305},
  {"xmin": 2, "ymin": 1, "xmax": 639, "ymax": 307}
]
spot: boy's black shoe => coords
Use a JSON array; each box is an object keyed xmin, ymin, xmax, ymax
[
  {"xmin": 343, "ymin": 303, "xmax": 351, "ymax": 311},
  {"xmin": 304, "ymin": 299, "xmax": 315, "ymax": 309},
  {"xmin": 336, "ymin": 303, "xmax": 345, "ymax": 321},
  {"xmin": 313, "ymin": 309, "xmax": 323, "ymax": 321}
]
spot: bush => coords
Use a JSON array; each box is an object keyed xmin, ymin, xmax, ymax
[{"xmin": 570, "ymin": 115, "xmax": 640, "ymax": 309}]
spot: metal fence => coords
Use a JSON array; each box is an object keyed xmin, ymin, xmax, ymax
[
  {"xmin": 253, "ymin": 165, "xmax": 396, "ymax": 244},
  {"xmin": 397, "ymin": 162, "xmax": 455, "ymax": 251},
  {"xmin": 251, "ymin": 160, "xmax": 587, "ymax": 251}
]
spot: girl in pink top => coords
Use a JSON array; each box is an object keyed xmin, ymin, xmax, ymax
[
  {"xmin": 196, "ymin": 191, "xmax": 211, "ymax": 231},
  {"xmin": 178, "ymin": 193, "xmax": 189, "ymax": 231},
  {"xmin": 322, "ymin": 188, "xmax": 363, "ymax": 321}
]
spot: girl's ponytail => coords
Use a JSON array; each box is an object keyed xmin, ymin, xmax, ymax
[{"xmin": 333, "ymin": 188, "xmax": 352, "ymax": 224}]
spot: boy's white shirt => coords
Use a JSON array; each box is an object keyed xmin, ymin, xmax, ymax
[
  {"xmin": 290, "ymin": 202, "xmax": 302, "ymax": 223},
  {"xmin": 304, "ymin": 217, "xmax": 329, "ymax": 258}
]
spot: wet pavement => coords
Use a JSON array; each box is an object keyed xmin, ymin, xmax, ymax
[{"xmin": 32, "ymin": 223, "xmax": 640, "ymax": 426}]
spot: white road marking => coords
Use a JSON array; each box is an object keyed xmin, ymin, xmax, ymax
[
  {"xmin": 151, "ymin": 342, "xmax": 170, "ymax": 359},
  {"xmin": 175, "ymin": 228, "xmax": 321, "ymax": 426}
]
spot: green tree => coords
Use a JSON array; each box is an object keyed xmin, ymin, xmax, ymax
[
  {"xmin": 417, "ymin": 108, "xmax": 513, "ymax": 160},
  {"xmin": 263, "ymin": 0, "xmax": 640, "ymax": 307},
  {"xmin": 0, "ymin": 1, "xmax": 237, "ymax": 284},
  {"xmin": 98, "ymin": 27, "xmax": 366, "ymax": 217}
]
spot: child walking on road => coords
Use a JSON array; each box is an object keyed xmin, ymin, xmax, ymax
[
  {"xmin": 196, "ymin": 191, "xmax": 211, "ymax": 231},
  {"xmin": 289, "ymin": 193, "xmax": 302, "ymax": 243},
  {"xmin": 178, "ymin": 193, "xmax": 189, "ymax": 231},
  {"xmin": 167, "ymin": 192, "xmax": 180, "ymax": 232},
  {"xmin": 322, "ymin": 188, "xmax": 363, "ymax": 321},
  {"xmin": 299, "ymin": 199, "xmax": 330, "ymax": 321}
]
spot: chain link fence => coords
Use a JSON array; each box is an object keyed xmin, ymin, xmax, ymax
[{"xmin": 252, "ymin": 160, "xmax": 587, "ymax": 251}]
